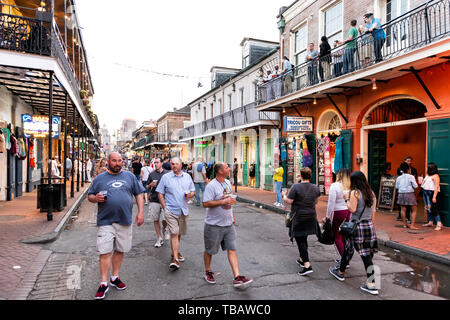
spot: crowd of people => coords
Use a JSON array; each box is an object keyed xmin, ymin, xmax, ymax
[
  {"xmin": 84, "ymin": 148, "xmax": 442, "ymax": 299},
  {"xmin": 259, "ymin": 13, "xmax": 387, "ymax": 103}
]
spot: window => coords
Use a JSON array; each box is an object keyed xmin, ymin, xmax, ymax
[
  {"xmin": 324, "ymin": 1, "xmax": 343, "ymax": 44},
  {"xmin": 294, "ymin": 24, "xmax": 308, "ymax": 89},
  {"xmin": 239, "ymin": 88, "xmax": 244, "ymax": 108},
  {"xmin": 210, "ymin": 103, "xmax": 214, "ymax": 118},
  {"xmin": 227, "ymin": 94, "xmax": 232, "ymax": 111},
  {"xmin": 218, "ymin": 98, "xmax": 223, "ymax": 113}
]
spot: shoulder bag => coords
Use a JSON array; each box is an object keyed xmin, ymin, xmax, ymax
[{"xmin": 339, "ymin": 195, "xmax": 366, "ymax": 237}]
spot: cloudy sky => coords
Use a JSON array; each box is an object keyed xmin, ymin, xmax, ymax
[{"xmin": 76, "ymin": 0, "xmax": 288, "ymax": 134}]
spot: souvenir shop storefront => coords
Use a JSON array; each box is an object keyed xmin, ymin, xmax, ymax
[{"xmin": 280, "ymin": 114, "xmax": 352, "ymax": 194}]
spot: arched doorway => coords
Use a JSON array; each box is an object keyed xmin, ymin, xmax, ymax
[{"xmin": 361, "ymin": 98, "xmax": 428, "ymax": 198}]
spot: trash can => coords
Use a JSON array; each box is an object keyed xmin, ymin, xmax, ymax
[{"xmin": 37, "ymin": 178, "xmax": 65, "ymax": 212}]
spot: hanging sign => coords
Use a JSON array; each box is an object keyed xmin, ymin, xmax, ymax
[
  {"xmin": 22, "ymin": 114, "xmax": 61, "ymax": 139},
  {"xmin": 283, "ymin": 116, "xmax": 313, "ymax": 133},
  {"xmin": 194, "ymin": 138, "xmax": 207, "ymax": 148}
]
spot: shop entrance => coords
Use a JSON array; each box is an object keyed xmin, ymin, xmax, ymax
[{"xmin": 363, "ymin": 98, "xmax": 428, "ymax": 197}]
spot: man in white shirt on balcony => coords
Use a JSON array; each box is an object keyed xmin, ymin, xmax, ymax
[
  {"xmin": 306, "ymin": 43, "xmax": 319, "ymax": 85},
  {"xmin": 264, "ymin": 70, "xmax": 274, "ymax": 101},
  {"xmin": 282, "ymin": 56, "xmax": 293, "ymax": 95},
  {"xmin": 273, "ymin": 65, "xmax": 283, "ymax": 99}
]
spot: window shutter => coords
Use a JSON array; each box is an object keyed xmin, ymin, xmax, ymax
[{"xmin": 341, "ymin": 129, "xmax": 352, "ymax": 170}]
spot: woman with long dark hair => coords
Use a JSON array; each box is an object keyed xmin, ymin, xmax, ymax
[
  {"xmin": 422, "ymin": 163, "xmax": 442, "ymax": 231},
  {"xmin": 329, "ymin": 171, "xmax": 379, "ymax": 295},
  {"xmin": 319, "ymin": 36, "xmax": 332, "ymax": 82}
]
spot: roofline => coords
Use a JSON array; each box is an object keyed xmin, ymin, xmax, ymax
[
  {"xmin": 156, "ymin": 111, "xmax": 191, "ymax": 123},
  {"xmin": 210, "ymin": 66, "xmax": 241, "ymax": 72},
  {"xmin": 187, "ymin": 47, "xmax": 280, "ymax": 107},
  {"xmin": 240, "ymin": 37, "xmax": 280, "ymax": 46}
]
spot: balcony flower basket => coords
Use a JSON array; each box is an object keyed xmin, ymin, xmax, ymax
[
  {"xmin": 80, "ymin": 90, "xmax": 89, "ymax": 99},
  {"xmin": 83, "ymin": 98, "xmax": 90, "ymax": 106}
]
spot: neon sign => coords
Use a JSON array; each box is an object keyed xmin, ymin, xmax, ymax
[{"xmin": 22, "ymin": 114, "xmax": 61, "ymax": 138}]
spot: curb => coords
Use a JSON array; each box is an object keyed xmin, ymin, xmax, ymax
[
  {"xmin": 21, "ymin": 187, "xmax": 90, "ymax": 245},
  {"xmin": 237, "ymin": 195, "xmax": 450, "ymax": 267}
]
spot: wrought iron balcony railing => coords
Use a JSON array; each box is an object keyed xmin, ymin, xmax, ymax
[
  {"xmin": 0, "ymin": 8, "xmax": 94, "ymax": 130},
  {"xmin": 180, "ymin": 102, "xmax": 280, "ymax": 140},
  {"xmin": 257, "ymin": 0, "xmax": 450, "ymax": 105}
]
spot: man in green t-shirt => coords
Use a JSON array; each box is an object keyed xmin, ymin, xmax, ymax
[{"xmin": 343, "ymin": 20, "xmax": 359, "ymax": 74}]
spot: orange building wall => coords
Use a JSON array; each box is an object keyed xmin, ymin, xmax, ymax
[{"xmin": 282, "ymin": 60, "xmax": 450, "ymax": 173}]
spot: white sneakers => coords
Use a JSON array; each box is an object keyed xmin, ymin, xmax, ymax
[
  {"xmin": 273, "ymin": 202, "xmax": 280, "ymax": 206},
  {"xmin": 154, "ymin": 238, "xmax": 164, "ymax": 248}
]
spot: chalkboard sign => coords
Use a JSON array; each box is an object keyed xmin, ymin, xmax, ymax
[{"xmin": 377, "ymin": 176, "xmax": 398, "ymax": 211}]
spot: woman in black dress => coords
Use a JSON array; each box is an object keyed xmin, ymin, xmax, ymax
[{"xmin": 283, "ymin": 167, "xmax": 321, "ymax": 276}]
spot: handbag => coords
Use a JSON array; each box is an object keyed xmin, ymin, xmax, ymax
[
  {"xmin": 285, "ymin": 211, "xmax": 297, "ymax": 228},
  {"xmin": 317, "ymin": 218, "xmax": 334, "ymax": 245},
  {"xmin": 339, "ymin": 202, "xmax": 366, "ymax": 238}
]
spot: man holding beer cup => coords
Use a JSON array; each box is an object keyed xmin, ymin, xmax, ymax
[
  {"xmin": 88, "ymin": 152, "xmax": 146, "ymax": 299},
  {"xmin": 202, "ymin": 162, "xmax": 253, "ymax": 288},
  {"xmin": 156, "ymin": 157, "xmax": 195, "ymax": 270}
]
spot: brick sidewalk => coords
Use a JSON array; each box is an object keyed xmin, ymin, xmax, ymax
[
  {"xmin": 0, "ymin": 182, "xmax": 89, "ymax": 300},
  {"xmin": 235, "ymin": 186, "xmax": 450, "ymax": 259}
]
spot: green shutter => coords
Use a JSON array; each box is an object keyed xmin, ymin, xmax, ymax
[
  {"xmin": 428, "ymin": 119, "xmax": 450, "ymax": 227},
  {"xmin": 265, "ymin": 138, "xmax": 273, "ymax": 190},
  {"xmin": 255, "ymin": 136, "xmax": 260, "ymax": 188},
  {"xmin": 341, "ymin": 129, "xmax": 352, "ymax": 170},
  {"xmin": 368, "ymin": 130, "xmax": 387, "ymax": 198},
  {"xmin": 305, "ymin": 134, "xmax": 316, "ymax": 185}
]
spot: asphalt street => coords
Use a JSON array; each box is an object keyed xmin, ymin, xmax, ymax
[{"xmin": 33, "ymin": 198, "xmax": 445, "ymax": 300}]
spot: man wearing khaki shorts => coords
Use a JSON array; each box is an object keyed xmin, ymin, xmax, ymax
[
  {"xmin": 156, "ymin": 157, "xmax": 195, "ymax": 270},
  {"xmin": 88, "ymin": 152, "xmax": 145, "ymax": 299}
]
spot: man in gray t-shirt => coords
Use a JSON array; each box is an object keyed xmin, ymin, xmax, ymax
[
  {"xmin": 88, "ymin": 152, "xmax": 145, "ymax": 299},
  {"xmin": 192, "ymin": 156, "xmax": 209, "ymax": 206},
  {"xmin": 202, "ymin": 162, "xmax": 253, "ymax": 289}
]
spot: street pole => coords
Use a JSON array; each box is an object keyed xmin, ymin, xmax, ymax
[
  {"xmin": 63, "ymin": 93, "xmax": 68, "ymax": 202},
  {"xmin": 77, "ymin": 113, "xmax": 80, "ymax": 192},
  {"xmin": 81, "ymin": 125, "xmax": 85, "ymax": 188},
  {"xmin": 70, "ymin": 108, "xmax": 75, "ymax": 198},
  {"xmin": 47, "ymin": 71, "xmax": 54, "ymax": 221}
]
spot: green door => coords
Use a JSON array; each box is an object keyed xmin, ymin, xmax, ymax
[
  {"xmin": 264, "ymin": 138, "xmax": 273, "ymax": 190},
  {"xmin": 305, "ymin": 134, "xmax": 316, "ymax": 185},
  {"xmin": 369, "ymin": 130, "xmax": 387, "ymax": 197},
  {"xmin": 341, "ymin": 129, "xmax": 353, "ymax": 170},
  {"xmin": 242, "ymin": 141, "xmax": 249, "ymax": 186},
  {"xmin": 428, "ymin": 119, "xmax": 450, "ymax": 227},
  {"xmin": 255, "ymin": 136, "xmax": 260, "ymax": 188}
]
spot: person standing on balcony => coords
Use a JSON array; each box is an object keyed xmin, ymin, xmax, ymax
[
  {"xmin": 332, "ymin": 40, "xmax": 344, "ymax": 77},
  {"xmin": 256, "ymin": 68, "xmax": 266, "ymax": 103},
  {"xmin": 343, "ymin": 20, "xmax": 359, "ymax": 74},
  {"xmin": 193, "ymin": 156, "xmax": 209, "ymax": 206},
  {"xmin": 281, "ymin": 56, "xmax": 293, "ymax": 95},
  {"xmin": 359, "ymin": 22, "xmax": 374, "ymax": 68},
  {"xmin": 364, "ymin": 13, "xmax": 386, "ymax": 63},
  {"xmin": 306, "ymin": 43, "xmax": 319, "ymax": 85},
  {"xmin": 319, "ymin": 36, "xmax": 332, "ymax": 82},
  {"xmin": 273, "ymin": 65, "xmax": 283, "ymax": 99},
  {"xmin": 264, "ymin": 70, "xmax": 274, "ymax": 101}
]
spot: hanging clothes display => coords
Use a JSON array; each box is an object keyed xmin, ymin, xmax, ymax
[
  {"xmin": 10, "ymin": 134, "xmax": 17, "ymax": 155},
  {"xmin": 1, "ymin": 127, "xmax": 11, "ymax": 150},
  {"xmin": 29, "ymin": 139, "xmax": 36, "ymax": 168},
  {"xmin": 334, "ymin": 136, "xmax": 344, "ymax": 173}
]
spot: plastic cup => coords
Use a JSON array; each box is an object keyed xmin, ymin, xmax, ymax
[{"xmin": 100, "ymin": 190, "xmax": 107, "ymax": 201}]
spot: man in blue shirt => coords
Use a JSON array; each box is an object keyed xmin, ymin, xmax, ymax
[
  {"xmin": 88, "ymin": 152, "xmax": 145, "ymax": 299},
  {"xmin": 157, "ymin": 157, "xmax": 195, "ymax": 270},
  {"xmin": 364, "ymin": 13, "xmax": 386, "ymax": 63}
]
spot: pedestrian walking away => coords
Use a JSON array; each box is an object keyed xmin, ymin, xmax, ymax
[
  {"xmin": 284, "ymin": 167, "xmax": 321, "ymax": 276},
  {"xmin": 233, "ymin": 158, "xmax": 239, "ymax": 193},
  {"xmin": 156, "ymin": 157, "xmax": 195, "ymax": 270},
  {"xmin": 141, "ymin": 158, "xmax": 154, "ymax": 205},
  {"xmin": 202, "ymin": 162, "xmax": 253, "ymax": 289},
  {"xmin": 162, "ymin": 156, "xmax": 172, "ymax": 171},
  {"xmin": 193, "ymin": 156, "xmax": 209, "ymax": 206},
  {"xmin": 324, "ymin": 168, "xmax": 351, "ymax": 263},
  {"xmin": 329, "ymin": 171, "xmax": 379, "ymax": 295},
  {"xmin": 396, "ymin": 162, "xmax": 419, "ymax": 229},
  {"xmin": 88, "ymin": 152, "xmax": 146, "ymax": 299},
  {"xmin": 131, "ymin": 157, "xmax": 143, "ymax": 182},
  {"xmin": 147, "ymin": 157, "xmax": 170, "ymax": 247},
  {"xmin": 422, "ymin": 163, "xmax": 443, "ymax": 231}
]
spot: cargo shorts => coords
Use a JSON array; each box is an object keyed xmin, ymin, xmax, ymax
[{"xmin": 96, "ymin": 223, "xmax": 133, "ymax": 255}]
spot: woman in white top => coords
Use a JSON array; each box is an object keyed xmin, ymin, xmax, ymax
[
  {"xmin": 324, "ymin": 168, "xmax": 351, "ymax": 261},
  {"xmin": 141, "ymin": 158, "xmax": 154, "ymax": 204},
  {"xmin": 422, "ymin": 163, "xmax": 442, "ymax": 231}
]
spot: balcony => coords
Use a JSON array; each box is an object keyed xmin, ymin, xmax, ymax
[
  {"xmin": 257, "ymin": 0, "xmax": 450, "ymax": 109},
  {"xmin": 179, "ymin": 102, "xmax": 280, "ymax": 141},
  {"xmin": 0, "ymin": 3, "xmax": 95, "ymax": 133}
]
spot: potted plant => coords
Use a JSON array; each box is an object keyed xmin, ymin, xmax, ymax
[{"xmin": 80, "ymin": 90, "xmax": 89, "ymax": 99}]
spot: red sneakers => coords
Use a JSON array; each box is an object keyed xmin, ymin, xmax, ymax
[
  {"xmin": 233, "ymin": 275, "xmax": 253, "ymax": 288},
  {"xmin": 110, "ymin": 277, "xmax": 127, "ymax": 290},
  {"xmin": 204, "ymin": 270, "xmax": 216, "ymax": 284},
  {"xmin": 94, "ymin": 284, "xmax": 109, "ymax": 299}
]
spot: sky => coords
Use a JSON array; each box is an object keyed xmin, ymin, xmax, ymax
[{"xmin": 75, "ymin": 0, "xmax": 289, "ymax": 135}]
